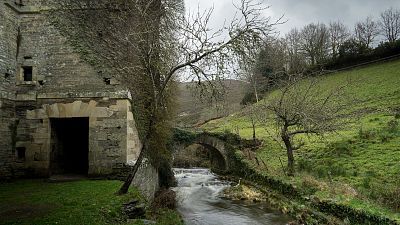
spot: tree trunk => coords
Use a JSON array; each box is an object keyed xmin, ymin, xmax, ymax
[
  {"xmin": 117, "ymin": 144, "xmax": 146, "ymax": 195},
  {"xmin": 286, "ymin": 144, "xmax": 294, "ymax": 176},
  {"xmin": 252, "ymin": 78, "xmax": 259, "ymax": 103},
  {"xmin": 281, "ymin": 130, "xmax": 294, "ymax": 176},
  {"xmin": 251, "ymin": 118, "xmax": 256, "ymax": 145},
  {"xmin": 117, "ymin": 115, "xmax": 155, "ymax": 195}
]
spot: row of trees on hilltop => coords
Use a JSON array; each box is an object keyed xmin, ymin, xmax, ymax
[
  {"xmin": 285, "ymin": 7, "xmax": 400, "ymax": 72},
  {"xmin": 241, "ymin": 7, "xmax": 400, "ymax": 105}
]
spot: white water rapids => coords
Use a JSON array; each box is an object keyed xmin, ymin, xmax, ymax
[{"xmin": 173, "ymin": 168, "xmax": 291, "ymax": 225}]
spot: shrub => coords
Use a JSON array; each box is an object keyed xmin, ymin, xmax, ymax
[
  {"xmin": 301, "ymin": 175, "xmax": 326, "ymax": 195},
  {"xmin": 297, "ymin": 157, "xmax": 314, "ymax": 172},
  {"xmin": 378, "ymin": 132, "xmax": 396, "ymax": 143},
  {"xmin": 329, "ymin": 164, "xmax": 347, "ymax": 177},
  {"xmin": 358, "ymin": 128, "xmax": 377, "ymax": 140},
  {"xmin": 361, "ymin": 176, "xmax": 372, "ymax": 189},
  {"xmin": 386, "ymin": 119, "xmax": 399, "ymax": 133},
  {"xmin": 328, "ymin": 141, "xmax": 352, "ymax": 156},
  {"xmin": 152, "ymin": 189, "xmax": 177, "ymax": 210},
  {"xmin": 368, "ymin": 183, "xmax": 400, "ymax": 212},
  {"xmin": 360, "ymin": 171, "xmax": 377, "ymax": 189}
]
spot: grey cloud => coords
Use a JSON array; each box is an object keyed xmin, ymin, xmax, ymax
[{"xmin": 184, "ymin": 0, "xmax": 400, "ymax": 35}]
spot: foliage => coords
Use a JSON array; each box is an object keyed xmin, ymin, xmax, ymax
[
  {"xmin": 170, "ymin": 128, "xmax": 197, "ymax": 146},
  {"xmin": 325, "ymin": 39, "xmax": 400, "ymax": 71},
  {"xmin": 151, "ymin": 189, "xmax": 177, "ymax": 210}
]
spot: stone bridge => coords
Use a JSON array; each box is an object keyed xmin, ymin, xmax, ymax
[{"xmin": 193, "ymin": 133, "xmax": 231, "ymax": 172}]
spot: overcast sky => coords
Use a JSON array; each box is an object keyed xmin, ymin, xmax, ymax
[{"xmin": 184, "ymin": 0, "xmax": 400, "ymax": 36}]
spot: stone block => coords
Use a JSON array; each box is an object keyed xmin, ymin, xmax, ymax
[
  {"xmin": 90, "ymin": 107, "xmax": 114, "ymax": 118},
  {"xmin": 26, "ymin": 109, "xmax": 47, "ymax": 119},
  {"xmin": 117, "ymin": 100, "xmax": 128, "ymax": 111},
  {"xmin": 16, "ymin": 92, "xmax": 37, "ymax": 101},
  {"xmin": 48, "ymin": 103, "xmax": 59, "ymax": 117},
  {"xmin": 72, "ymin": 101, "xmax": 83, "ymax": 115},
  {"xmin": 58, "ymin": 104, "xmax": 66, "ymax": 117}
]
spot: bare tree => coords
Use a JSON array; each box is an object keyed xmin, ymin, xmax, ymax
[
  {"xmin": 259, "ymin": 76, "xmax": 352, "ymax": 175},
  {"xmin": 285, "ymin": 28, "xmax": 307, "ymax": 74},
  {"xmin": 49, "ymin": 0, "xmax": 279, "ymax": 194},
  {"xmin": 240, "ymin": 104, "xmax": 261, "ymax": 144},
  {"xmin": 242, "ymin": 37, "xmax": 287, "ymax": 103},
  {"xmin": 354, "ymin": 16, "xmax": 379, "ymax": 48},
  {"xmin": 329, "ymin": 21, "xmax": 350, "ymax": 59},
  {"xmin": 379, "ymin": 7, "xmax": 400, "ymax": 43},
  {"xmin": 300, "ymin": 23, "xmax": 330, "ymax": 66}
]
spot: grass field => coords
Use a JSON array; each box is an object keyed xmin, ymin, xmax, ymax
[
  {"xmin": 202, "ymin": 59, "xmax": 400, "ymax": 220},
  {"xmin": 0, "ymin": 180, "xmax": 182, "ymax": 225}
]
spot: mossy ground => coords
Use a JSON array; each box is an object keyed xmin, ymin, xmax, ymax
[
  {"xmin": 0, "ymin": 180, "xmax": 183, "ymax": 225},
  {"xmin": 202, "ymin": 60, "xmax": 400, "ymax": 222}
]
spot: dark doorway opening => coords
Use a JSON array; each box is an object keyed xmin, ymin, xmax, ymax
[{"xmin": 50, "ymin": 118, "xmax": 89, "ymax": 175}]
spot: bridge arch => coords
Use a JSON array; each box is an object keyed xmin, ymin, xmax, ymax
[{"xmin": 193, "ymin": 134, "xmax": 230, "ymax": 172}]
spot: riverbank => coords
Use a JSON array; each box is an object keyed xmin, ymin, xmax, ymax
[
  {"xmin": 183, "ymin": 131, "xmax": 400, "ymax": 224},
  {"xmin": 223, "ymin": 157, "xmax": 400, "ymax": 225},
  {"xmin": 173, "ymin": 168, "xmax": 292, "ymax": 225},
  {"xmin": 221, "ymin": 177, "xmax": 341, "ymax": 225},
  {"xmin": 0, "ymin": 179, "xmax": 183, "ymax": 225}
]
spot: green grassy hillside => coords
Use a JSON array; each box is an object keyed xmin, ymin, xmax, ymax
[{"xmin": 202, "ymin": 60, "xmax": 400, "ymax": 220}]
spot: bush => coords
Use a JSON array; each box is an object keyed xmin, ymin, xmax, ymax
[
  {"xmin": 152, "ymin": 189, "xmax": 177, "ymax": 210},
  {"xmin": 241, "ymin": 91, "xmax": 258, "ymax": 105},
  {"xmin": 324, "ymin": 39, "xmax": 400, "ymax": 71},
  {"xmin": 297, "ymin": 157, "xmax": 314, "ymax": 172},
  {"xmin": 328, "ymin": 141, "xmax": 352, "ymax": 156},
  {"xmin": 386, "ymin": 119, "xmax": 399, "ymax": 133},
  {"xmin": 358, "ymin": 128, "xmax": 377, "ymax": 140},
  {"xmin": 301, "ymin": 175, "xmax": 325, "ymax": 195},
  {"xmin": 378, "ymin": 132, "xmax": 396, "ymax": 143},
  {"xmin": 329, "ymin": 164, "xmax": 347, "ymax": 177},
  {"xmin": 367, "ymin": 183, "xmax": 400, "ymax": 212},
  {"xmin": 171, "ymin": 128, "xmax": 196, "ymax": 145},
  {"xmin": 394, "ymin": 108, "xmax": 400, "ymax": 119}
]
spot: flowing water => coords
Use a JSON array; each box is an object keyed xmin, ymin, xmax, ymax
[{"xmin": 173, "ymin": 168, "xmax": 292, "ymax": 225}]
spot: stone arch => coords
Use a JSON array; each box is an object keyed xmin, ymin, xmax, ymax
[{"xmin": 194, "ymin": 134, "xmax": 230, "ymax": 172}]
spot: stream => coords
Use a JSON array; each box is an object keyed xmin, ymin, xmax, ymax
[{"xmin": 173, "ymin": 168, "xmax": 292, "ymax": 225}]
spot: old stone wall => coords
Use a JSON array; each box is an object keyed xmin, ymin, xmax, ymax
[
  {"xmin": 24, "ymin": 99, "xmax": 141, "ymax": 177},
  {"xmin": 0, "ymin": 1, "xmax": 18, "ymax": 92},
  {"xmin": 0, "ymin": 99, "xmax": 17, "ymax": 179},
  {"xmin": 0, "ymin": 1, "xmax": 18, "ymax": 179},
  {"xmin": 0, "ymin": 0, "xmax": 143, "ymax": 179}
]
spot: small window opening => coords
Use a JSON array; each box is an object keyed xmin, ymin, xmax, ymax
[
  {"xmin": 38, "ymin": 80, "xmax": 44, "ymax": 85},
  {"xmin": 23, "ymin": 66, "xmax": 33, "ymax": 81},
  {"xmin": 103, "ymin": 77, "xmax": 111, "ymax": 85},
  {"xmin": 4, "ymin": 72, "xmax": 11, "ymax": 79},
  {"xmin": 16, "ymin": 147, "xmax": 26, "ymax": 160},
  {"xmin": 24, "ymin": 56, "xmax": 32, "ymax": 60}
]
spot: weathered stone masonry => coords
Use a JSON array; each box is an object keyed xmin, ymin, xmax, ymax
[{"xmin": 0, "ymin": 1, "xmax": 142, "ymax": 179}]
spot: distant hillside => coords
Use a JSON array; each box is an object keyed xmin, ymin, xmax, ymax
[{"xmin": 175, "ymin": 79, "xmax": 248, "ymax": 127}]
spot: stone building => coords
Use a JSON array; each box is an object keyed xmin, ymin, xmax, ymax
[{"xmin": 0, "ymin": 0, "xmax": 143, "ymax": 179}]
